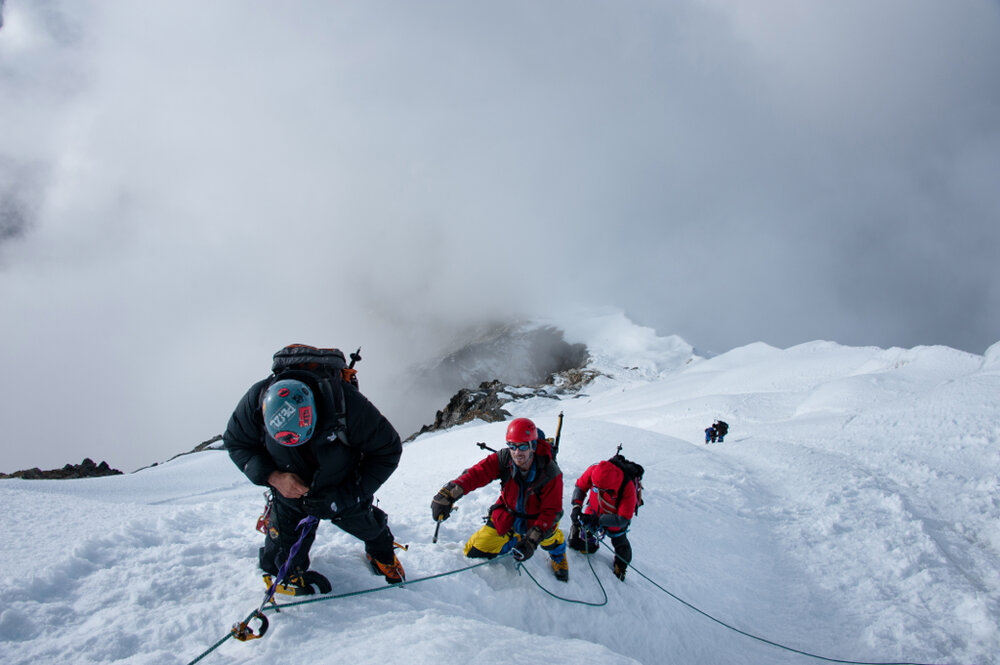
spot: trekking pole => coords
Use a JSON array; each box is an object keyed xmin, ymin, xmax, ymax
[
  {"xmin": 476, "ymin": 441, "xmax": 497, "ymax": 453},
  {"xmin": 349, "ymin": 347, "xmax": 362, "ymax": 368},
  {"xmin": 231, "ymin": 515, "xmax": 319, "ymax": 642}
]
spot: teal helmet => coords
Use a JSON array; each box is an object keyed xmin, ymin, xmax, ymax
[{"xmin": 262, "ymin": 379, "xmax": 316, "ymax": 446}]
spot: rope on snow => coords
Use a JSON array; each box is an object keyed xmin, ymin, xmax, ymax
[
  {"xmin": 188, "ymin": 531, "xmax": 967, "ymax": 665},
  {"xmin": 588, "ymin": 534, "xmax": 960, "ymax": 665},
  {"xmin": 185, "ymin": 555, "xmax": 503, "ymax": 665}
]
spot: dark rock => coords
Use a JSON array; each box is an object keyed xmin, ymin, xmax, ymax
[
  {"xmin": 0, "ymin": 458, "xmax": 123, "ymax": 480},
  {"xmin": 406, "ymin": 366, "xmax": 603, "ymax": 442},
  {"xmin": 410, "ymin": 380, "xmax": 514, "ymax": 440}
]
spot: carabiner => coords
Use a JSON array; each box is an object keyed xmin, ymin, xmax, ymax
[{"xmin": 231, "ymin": 610, "xmax": 269, "ymax": 642}]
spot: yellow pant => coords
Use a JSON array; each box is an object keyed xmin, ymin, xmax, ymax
[{"xmin": 464, "ymin": 524, "xmax": 566, "ymax": 559}]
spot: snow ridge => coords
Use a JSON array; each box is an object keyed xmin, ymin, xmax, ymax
[{"xmin": 2, "ymin": 313, "xmax": 998, "ymax": 665}]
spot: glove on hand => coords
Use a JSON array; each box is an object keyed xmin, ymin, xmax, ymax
[
  {"xmin": 302, "ymin": 494, "xmax": 337, "ymax": 519},
  {"xmin": 579, "ymin": 512, "xmax": 601, "ymax": 529},
  {"xmin": 511, "ymin": 538, "xmax": 536, "ymax": 562},
  {"xmin": 431, "ymin": 482, "xmax": 464, "ymax": 522},
  {"xmin": 511, "ymin": 526, "xmax": 543, "ymax": 562},
  {"xmin": 303, "ymin": 484, "xmax": 362, "ymax": 520},
  {"xmin": 570, "ymin": 504, "xmax": 583, "ymax": 525}
]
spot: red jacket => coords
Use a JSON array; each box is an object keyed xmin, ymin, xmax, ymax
[
  {"xmin": 575, "ymin": 460, "xmax": 637, "ymax": 526},
  {"xmin": 453, "ymin": 439, "xmax": 563, "ymax": 536}
]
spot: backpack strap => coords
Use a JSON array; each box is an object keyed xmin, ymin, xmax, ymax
[
  {"xmin": 312, "ymin": 373, "xmax": 350, "ymax": 447},
  {"xmin": 497, "ymin": 449, "xmax": 560, "ymax": 490}
]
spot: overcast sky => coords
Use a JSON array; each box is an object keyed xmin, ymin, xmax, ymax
[{"xmin": 1, "ymin": 0, "xmax": 998, "ymax": 473}]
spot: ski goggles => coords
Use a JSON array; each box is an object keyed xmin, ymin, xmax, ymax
[{"xmin": 506, "ymin": 440, "xmax": 537, "ymax": 452}]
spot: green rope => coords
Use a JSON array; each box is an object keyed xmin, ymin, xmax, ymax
[
  {"xmin": 266, "ymin": 556, "xmax": 500, "ymax": 610},
  {"xmin": 184, "ymin": 556, "xmax": 502, "ymax": 665},
  {"xmin": 186, "ymin": 632, "xmax": 236, "ymax": 665},
  {"xmin": 190, "ymin": 534, "xmax": 964, "ymax": 665},
  {"xmin": 593, "ymin": 537, "xmax": 957, "ymax": 665},
  {"xmin": 514, "ymin": 553, "xmax": 608, "ymax": 607}
]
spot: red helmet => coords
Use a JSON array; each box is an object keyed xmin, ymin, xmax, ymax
[{"xmin": 506, "ymin": 417, "xmax": 538, "ymax": 444}]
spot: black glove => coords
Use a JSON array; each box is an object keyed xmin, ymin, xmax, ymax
[
  {"xmin": 579, "ymin": 512, "xmax": 600, "ymax": 529},
  {"xmin": 570, "ymin": 504, "xmax": 583, "ymax": 525},
  {"xmin": 431, "ymin": 482, "xmax": 463, "ymax": 522},
  {"xmin": 302, "ymin": 494, "xmax": 337, "ymax": 519},
  {"xmin": 511, "ymin": 526, "xmax": 542, "ymax": 562},
  {"xmin": 511, "ymin": 538, "xmax": 537, "ymax": 562},
  {"xmin": 303, "ymin": 484, "xmax": 362, "ymax": 520}
]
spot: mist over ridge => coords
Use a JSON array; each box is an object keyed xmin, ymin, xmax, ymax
[{"xmin": 1, "ymin": 1, "xmax": 998, "ymax": 472}]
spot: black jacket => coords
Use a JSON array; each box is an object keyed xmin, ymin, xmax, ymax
[{"xmin": 223, "ymin": 375, "xmax": 402, "ymax": 506}]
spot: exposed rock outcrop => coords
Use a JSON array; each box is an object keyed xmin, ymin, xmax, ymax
[
  {"xmin": 0, "ymin": 458, "xmax": 123, "ymax": 480},
  {"xmin": 402, "ymin": 323, "xmax": 597, "ymax": 441},
  {"xmin": 407, "ymin": 366, "xmax": 603, "ymax": 441}
]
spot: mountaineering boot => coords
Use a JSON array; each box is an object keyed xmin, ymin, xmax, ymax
[
  {"xmin": 613, "ymin": 561, "xmax": 627, "ymax": 581},
  {"xmin": 263, "ymin": 570, "xmax": 332, "ymax": 596},
  {"xmin": 551, "ymin": 556, "xmax": 569, "ymax": 583},
  {"xmin": 367, "ymin": 553, "xmax": 406, "ymax": 584}
]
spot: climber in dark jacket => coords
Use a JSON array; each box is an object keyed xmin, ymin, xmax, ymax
[{"xmin": 224, "ymin": 344, "xmax": 405, "ymax": 591}]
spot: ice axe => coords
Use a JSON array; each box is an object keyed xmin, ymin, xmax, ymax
[
  {"xmin": 432, "ymin": 515, "xmax": 444, "ymax": 544},
  {"xmin": 340, "ymin": 347, "xmax": 362, "ymax": 388},
  {"xmin": 553, "ymin": 411, "xmax": 564, "ymax": 458},
  {"xmin": 432, "ymin": 505, "xmax": 459, "ymax": 543}
]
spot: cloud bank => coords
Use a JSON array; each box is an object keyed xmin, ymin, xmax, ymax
[{"xmin": 1, "ymin": 0, "xmax": 998, "ymax": 471}]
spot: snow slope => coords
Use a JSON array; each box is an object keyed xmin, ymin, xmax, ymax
[{"xmin": 2, "ymin": 316, "xmax": 998, "ymax": 665}]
